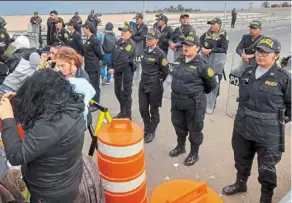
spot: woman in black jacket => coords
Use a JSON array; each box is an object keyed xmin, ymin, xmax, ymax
[{"xmin": 0, "ymin": 69, "xmax": 86, "ymax": 203}]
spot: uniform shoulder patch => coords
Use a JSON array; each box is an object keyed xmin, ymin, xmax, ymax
[
  {"xmin": 125, "ymin": 44, "xmax": 132, "ymax": 52},
  {"xmin": 64, "ymin": 33, "xmax": 69, "ymax": 38},
  {"xmin": 207, "ymin": 67, "xmax": 215, "ymax": 77},
  {"xmin": 226, "ymin": 34, "xmax": 229, "ymax": 41},
  {"xmin": 161, "ymin": 58, "xmax": 168, "ymax": 66},
  {"xmin": 0, "ymin": 33, "xmax": 5, "ymax": 38}
]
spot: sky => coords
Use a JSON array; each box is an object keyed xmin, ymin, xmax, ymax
[{"xmin": 0, "ymin": 1, "xmax": 283, "ymax": 15}]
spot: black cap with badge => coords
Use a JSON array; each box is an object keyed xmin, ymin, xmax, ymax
[
  {"xmin": 133, "ymin": 13, "xmax": 144, "ymax": 19},
  {"xmin": 118, "ymin": 22, "xmax": 133, "ymax": 32},
  {"xmin": 180, "ymin": 13, "xmax": 189, "ymax": 19},
  {"xmin": 82, "ymin": 21, "xmax": 96, "ymax": 33},
  {"xmin": 256, "ymin": 37, "xmax": 281, "ymax": 54},
  {"xmin": 181, "ymin": 33, "xmax": 200, "ymax": 46},
  {"xmin": 145, "ymin": 28, "xmax": 161, "ymax": 40},
  {"xmin": 248, "ymin": 20, "xmax": 262, "ymax": 29},
  {"xmin": 207, "ymin": 17, "xmax": 222, "ymax": 25}
]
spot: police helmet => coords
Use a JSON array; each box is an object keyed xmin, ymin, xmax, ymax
[{"xmin": 0, "ymin": 17, "xmax": 7, "ymax": 27}]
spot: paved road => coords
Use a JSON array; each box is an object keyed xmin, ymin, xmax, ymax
[{"xmin": 83, "ymin": 21, "xmax": 291, "ymax": 203}]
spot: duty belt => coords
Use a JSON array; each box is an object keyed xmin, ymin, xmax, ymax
[
  {"xmin": 171, "ymin": 92, "xmax": 200, "ymax": 99},
  {"xmin": 243, "ymin": 107, "xmax": 278, "ymax": 120}
]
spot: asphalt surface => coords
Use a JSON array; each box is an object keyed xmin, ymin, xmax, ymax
[{"xmin": 83, "ymin": 21, "xmax": 291, "ymax": 203}]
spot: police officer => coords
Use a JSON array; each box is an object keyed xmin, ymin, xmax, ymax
[
  {"xmin": 66, "ymin": 19, "xmax": 84, "ymax": 56},
  {"xmin": 200, "ymin": 17, "xmax": 229, "ymax": 98},
  {"xmin": 0, "ymin": 17, "xmax": 11, "ymax": 62},
  {"xmin": 222, "ymin": 37, "xmax": 291, "ymax": 203},
  {"xmin": 169, "ymin": 14, "xmax": 196, "ymax": 62},
  {"xmin": 139, "ymin": 28, "xmax": 169, "ymax": 143},
  {"xmin": 70, "ymin": 11, "xmax": 83, "ymax": 34},
  {"xmin": 169, "ymin": 33, "xmax": 216, "ymax": 166},
  {"xmin": 236, "ymin": 20, "xmax": 264, "ymax": 66},
  {"xmin": 132, "ymin": 13, "xmax": 148, "ymax": 59},
  {"xmin": 87, "ymin": 10, "xmax": 100, "ymax": 31},
  {"xmin": 200, "ymin": 18, "xmax": 229, "ymax": 56},
  {"xmin": 30, "ymin": 11, "xmax": 43, "ymax": 47},
  {"xmin": 54, "ymin": 17, "xmax": 70, "ymax": 46},
  {"xmin": 82, "ymin": 21, "xmax": 103, "ymax": 103},
  {"xmin": 153, "ymin": 13, "xmax": 163, "ymax": 29},
  {"xmin": 157, "ymin": 15, "xmax": 173, "ymax": 55},
  {"xmin": 108, "ymin": 22, "xmax": 136, "ymax": 119},
  {"xmin": 231, "ymin": 8, "xmax": 237, "ymax": 28},
  {"xmin": 47, "ymin": 10, "xmax": 58, "ymax": 46}
]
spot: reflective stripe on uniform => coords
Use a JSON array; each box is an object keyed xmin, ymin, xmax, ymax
[
  {"xmin": 102, "ymin": 171, "xmax": 146, "ymax": 193},
  {"xmin": 98, "ymin": 139, "xmax": 144, "ymax": 158}
]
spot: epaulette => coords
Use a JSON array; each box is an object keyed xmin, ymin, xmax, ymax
[{"xmin": 278, "ymin": 67, "xmax": 291, "ymax": 78}]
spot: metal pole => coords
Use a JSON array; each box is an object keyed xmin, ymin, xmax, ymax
[
  {"xmin": 143, "ymin": 0, "xmax": 146, "ymax": 18},
  {"xmin": 224, "ymin": 1, "xmax": 227, "ymax": 19}
]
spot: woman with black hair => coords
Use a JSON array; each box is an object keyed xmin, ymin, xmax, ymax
[{"xmin": 0, "ymin": 69, "xmax": 86, "ymax": 203}]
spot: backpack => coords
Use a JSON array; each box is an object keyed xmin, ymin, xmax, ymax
[{"xmin": 102, "ymin": 32, "xmax": 117, "ymax": 54}]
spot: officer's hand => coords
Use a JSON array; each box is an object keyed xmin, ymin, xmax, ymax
[
  {"xmin": 201, "ymin": 48, "xmax": 211, "ymax": 56},
  {"xmin": 108, "ymin": 68, "xmax": 114, "ymax": 74},
  {"xmin": 241, "ymin": 54, "xmax": 249, "ymax": 63},
  {"xmin": 170, "ymin": 43, "xmax": 176, "ymax": 51}
]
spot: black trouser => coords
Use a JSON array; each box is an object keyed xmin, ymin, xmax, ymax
[
  {"xmin": 39, "ymin": 26, "xmax": 43, "ymax": 46},
  {"xmin": 232, "ymin": 131, "xmax": 282, "ymax": 198},
  {"xmin": 171, "ymin": 97, "xmax": 205, "ymax": 149},
  {"xmin": 231, "ymin": 18, "xmax": 236, "ymax": 28},
  {"xmin": 87, "ymin": 70, "xmax": 101, "ymax": 103},
  {"xmin": 114, "ymin": 72, "xmax": 134, "ymax": 117},
  {"xmin": 138, "ymin": 82, "xmax": 163, "ymax": 133},
  {"xmin": 30, "ymin": 190, "xmax": 78, "ymax": 203}
]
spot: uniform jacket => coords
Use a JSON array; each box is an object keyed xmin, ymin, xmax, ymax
[
  {"xmin": 170, "ymin": 24, "xmax": 196, "ymax": 44},
  {"xmin": 236, "ymin": 34, "xmax": 264, "ymax": 56},
  {"xmin": 83, "ymin": 34, "xmax": 103, "ymax": 72},
  {"xmin": 158, "ymin": 25, "xmax": 173, "ymax": 53},
  {"xmin": 200, "ymin": 28, "xmax": 229, "ymax": 53},
  {"xmin": 140, "ymin": 46, "xmax": 169, "ymax": 92},
  {"xmin": 54, "ymin": 27, "xmax": 70, "ymax": 46},
  {"xmin": 236, "ymin": 63, "xmax": 291, "ymax": 144},
  {"xmin": 30, "ymin": 16, "xmax": 42, "ymax": 25},
  {"xmin": 67, "ymin": 30, "xmax": 84, "ymax": 55},
  {"xmin": 109, "ymin": 38, "xmax": 135, "ymax": 76},
  {"xmin": 46, "ymin": 18, "xmax": 57, "ymax": 45}
]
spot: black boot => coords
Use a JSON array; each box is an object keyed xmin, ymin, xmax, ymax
[
  {"xmin": 259, "ymin": 197, "xmax": 272, "ymax": 203},
  {"xmin": 144, "ymin": 132, "xmax": 155, "ymax": 143},
  {"xmin": 222, "ymin": 179, "xmax": 247, "ymax": 196},
  {"xmin": 114, "ymin": 107, "xmax": 126, "ymax": 119},
  {"xmin": 169, "ymin": 139, "xmax": 186, "ymax": 157},
  {"xmin": 183, "ymin": 145, "xmax": 199, "ymax": 166}
]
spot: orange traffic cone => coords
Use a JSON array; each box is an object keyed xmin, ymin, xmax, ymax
[
  {"xmin": 150, "ymin": 179, "xmax": 223, "ymax": 203},
  {"xmin": 97, "ymin": 119, "xmax": 147, "ymax": 203}
]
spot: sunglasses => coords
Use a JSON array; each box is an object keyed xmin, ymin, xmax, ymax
[{"xmin": 255, "ymin": 48, "xmax": 270, "ymax": 57}]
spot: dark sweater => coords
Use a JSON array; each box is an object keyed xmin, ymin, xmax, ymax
[{"xmin": 2, "ymin": 102, "xmax": 86, "ymax": 197}]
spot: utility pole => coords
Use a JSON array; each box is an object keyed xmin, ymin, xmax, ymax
[
  {"xmin": 223, "ymin": 1, "xmax": 227, "ymax": 19},
  {"xmin": 143, "ymin": 0, "xmax": 146, "ymax": 18}
]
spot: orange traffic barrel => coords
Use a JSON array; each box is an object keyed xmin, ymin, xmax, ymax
[
  {"xmin": 150, "ymin": 180, "xmax": 223, "ymax": 203},
  {"xmin": 97, "ymin": 119, "xmax": 147, "ymax": 203}
]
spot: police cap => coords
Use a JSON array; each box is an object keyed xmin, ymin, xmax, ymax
[
  {"xmin": 181, "ymin": 33, "xmax": 200, "ymax": 46},
  {"xmin": 133, "ymin": 13, "xmax": 144, "ymax": 19},
  {"xmin": 118, "ymin": 22, "xmax": 133, "ymax": 32},
  {"xmin": 256, "ymin": 37, "xmax": 281, "ymax": 54},
  {"xmin": 145, "ymin": 28, "xmax": 161, "ymax": 40},
  {"xmin": 207, "ymin": 17, "xmax": 222, "ymax": 25},
  {"xmin": 34, "ymin": 11, "xmax": 38, "ymax": 15},
  {"xmin": 157, "ymin": 15, "xmax": 168, "ymax": 22},
  {"xmin": 82, "ymin": 21, "xmax": 95, "ymax": 33},
  {"xmin": 248, "ymin": 20, "xmax": 262, "ymax": 29},
  {"xmin": 180, "ymin": 13, "xmax": 190, "ymax": 19},
  {"xmin": 56, "ymin": 17, "xmax": 64, "ymax": 24},
  {"xmin": 155, "ymin": 13, "xmax": 163, "ymax": 18}
]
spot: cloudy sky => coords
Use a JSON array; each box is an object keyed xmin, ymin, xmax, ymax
[{"xmin": 0, "ymin": 1, "xmax": 282, "ymax": 15}]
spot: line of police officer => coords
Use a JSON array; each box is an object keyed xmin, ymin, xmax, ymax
[{"xmin": 0, "ymin": 12, "xmax": 290, "ymax": 202}]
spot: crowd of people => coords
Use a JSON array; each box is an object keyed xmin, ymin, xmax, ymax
[{"xmin": 0, "ymin": 8, "xmax": 291, "ymax": 203}]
